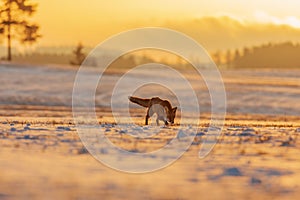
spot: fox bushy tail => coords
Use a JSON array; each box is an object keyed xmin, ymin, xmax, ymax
[{"xmin": 128, "ymin": 96, "xmax": 150, "ymax": 108}]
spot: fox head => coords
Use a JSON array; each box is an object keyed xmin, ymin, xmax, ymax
[{"xmin": 168, "ymin": 107, "xmax": 177, "ymax": 124}]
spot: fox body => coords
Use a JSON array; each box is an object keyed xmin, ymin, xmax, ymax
[{"xmin": 128, "ymin": 96, "xmax": 177, "ymax": 125}]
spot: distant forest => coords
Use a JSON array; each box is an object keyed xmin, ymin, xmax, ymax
[
  {"xmin": 2, "ymin": 41, "xmax": 300, "ymax": 69},
  {"xmin": 212, "ymin": 42, "xmax": 300, "ymax": 68}
]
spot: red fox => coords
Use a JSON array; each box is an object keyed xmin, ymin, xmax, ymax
[{"xmin": 128, "ymin": 96, "xmax": 177, "ymax": 125}]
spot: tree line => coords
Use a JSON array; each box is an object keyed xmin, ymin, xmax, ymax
[{"xmin": 211, "ymin": 42, "xmax": 300, "ymax": 68}]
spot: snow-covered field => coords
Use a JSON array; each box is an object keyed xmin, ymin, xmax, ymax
[
  {"xmin": 1, "ymin": 64, "xmax": 299, "ymax": 115},
  {"xmin": 0, "ymin": 63, "xmax": 300, "ymax": 199}
]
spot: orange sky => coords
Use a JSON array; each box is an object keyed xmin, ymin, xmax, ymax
[{"xmin": 2, "ymin": 0, "xmax": 300, "ymax": 51}]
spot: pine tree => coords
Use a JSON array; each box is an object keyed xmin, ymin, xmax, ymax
[
  {"xmin": 212, "ymin": 50, "xmax": 222, "ymax": 66},
  {"xmin": 70, "ymin": 43, "xmax": 86, "ymax": 66},
  {"xmin": 225, "ymin": 49, "xmax": 232, "ymax": 67},
  {"xmin": 0, "ymin": 0, "xmax": 41, "ymax": 61}
]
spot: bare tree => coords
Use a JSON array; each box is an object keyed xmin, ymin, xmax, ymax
[
  {"xmin": 0, "ymin": 0, "xmax": 41, "ymax": 61},
  {"xmin": 70, "ymin": 42, "xmax": 86, "ymax": 66}
]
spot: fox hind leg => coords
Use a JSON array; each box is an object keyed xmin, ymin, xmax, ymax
[{"xmin": 156, "ymin": 118, "xmax": 160, "ymax": 126}]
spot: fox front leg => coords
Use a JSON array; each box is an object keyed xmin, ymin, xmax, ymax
[
  {"xmin": 164, "ymin": 121, "xmax": 169, "ymax": 126},
  {"xmin": 145, "ymin": 109, "xmax": 150, "ymax": 125},
  {"xmin": 145, "ymin": 115, "xmax": 149, "ymax": 125},
  {"xmin": 145, "ymin": 108, "xmax": 152, "ymax": 125}
]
